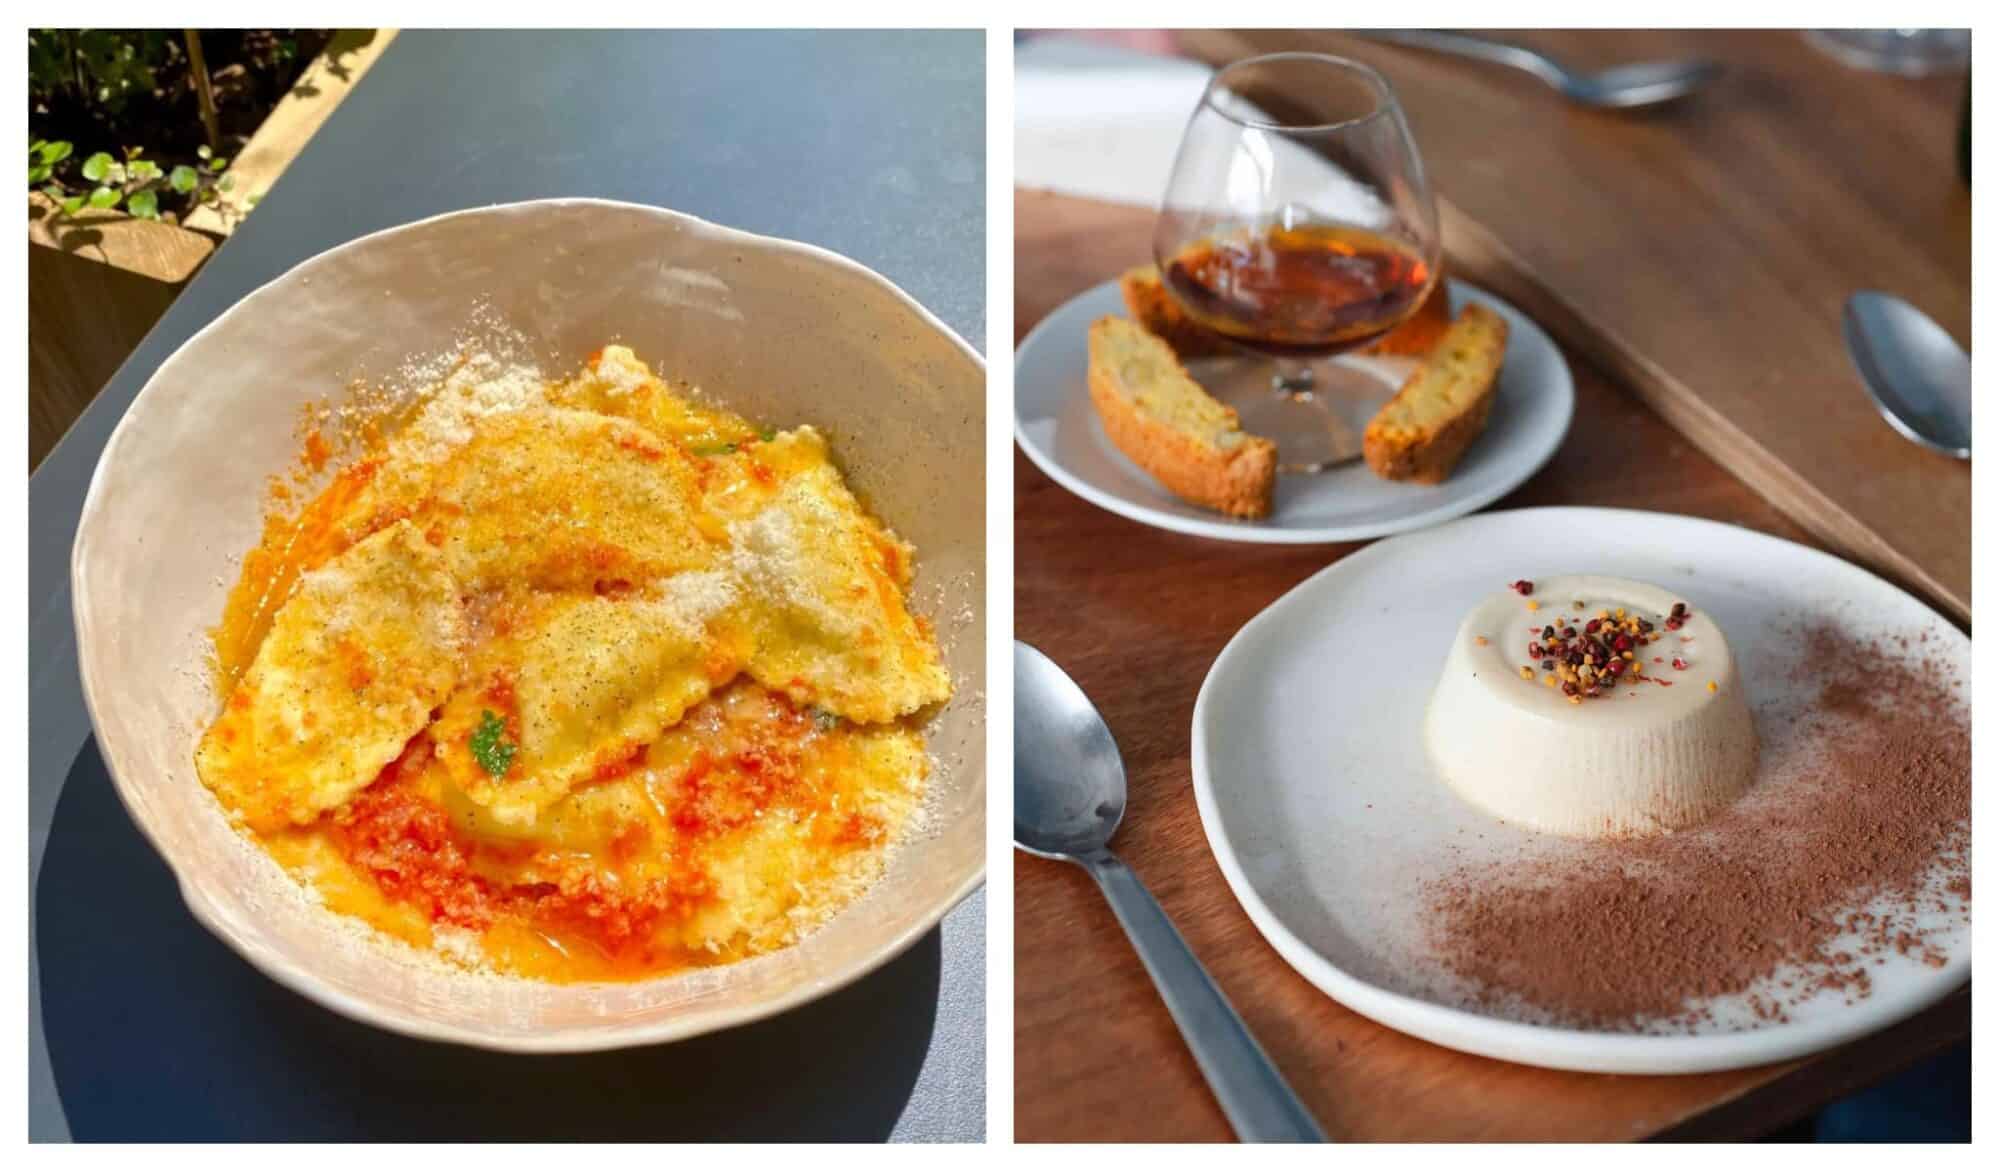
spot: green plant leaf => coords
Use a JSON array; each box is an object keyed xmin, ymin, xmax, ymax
[
  {"xmin": 28, "ymin": 162, "xmax": 51, "ymax": 184},
  {"xmin": 80, "ymin": 152, "xmax": 112, "ymax": 182},
  {"xmin": 127, "ymin": 159, "xmax": 161, "ymax": 183},
  {"xmin": 30, "ymin": 138, "xmax": 45, "ymax": 154},
  {"xmin": 88, "ymin": 186, "xmax": 119, "ymax": 209},
  {"xmin": 60, "ymin": 194, "xmax": 85, "ymax": 217},
  {"xmin": 169, "ymin": 165, "xmax": 197, "ymax": 194},
  {"xmin": 208, "ymin": 156, "xmax": 229, "ymax": 172},
  {"xmin": 38, "ymin": 140, "xmax": 72, "ymax": 165},
  {"xmin": 126, "ymin": 189, "xmax": 159, "ymax": 219},
  {"xmin": 218, "ymin": 174, "xmax": 235, "ymax": 192},
  {"xmin": 195, "ymin": 144, "xmax": 212, "ymax": 160},
  {"xmin": 469, "ymin": 710, "xmax": 517, "ymax": 777}
]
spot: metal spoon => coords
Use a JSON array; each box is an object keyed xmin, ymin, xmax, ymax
[
  {"xmin": 1014, "ymin": 641, "xmax": 1326, "ymax": 1143},
  {"xmin": 1843, "ymin": 292, "xmax": 1971, "ymax": 458},
  {"xmin": 1360, "ymin": 29, "xmax": 1722, "ymax": 109}
]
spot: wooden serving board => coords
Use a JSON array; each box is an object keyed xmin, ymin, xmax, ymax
[
  {"xmin": 1178, "ymin": 29, "xmax": 1971, "ymax": 623},
  {"xmin": 1013, "ymin": 188, "xmax": 1970, "ymax": 1142}
]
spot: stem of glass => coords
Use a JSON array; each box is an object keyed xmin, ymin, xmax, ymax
[{"xmin": 1273, "ymin": 363, "xmax": 1316, "ymax": 399}]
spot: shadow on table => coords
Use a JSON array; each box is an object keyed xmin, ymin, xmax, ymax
[{"xmin": 37, "ymin": 738, "xmax": 940, "ymax": 1141}]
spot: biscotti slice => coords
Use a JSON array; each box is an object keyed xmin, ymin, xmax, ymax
[
  {"xmin": 1363, "ymin": 278, "xmax": 1454, "ymax": 358},
  {"xmin": 1087, "ymin": 316, "xmax": 1277, "ymax": 518},
  {"xmin": 1120, "ymin": 263, "xmax": 1454, "ymax": 360},
  {"xmin": 1362, "ymin": 303, "xmax": 1509, "ymax": 485},
  {"xmin": 1118, "ymin": 265, "xmax": 1237, "ymax": 359}
]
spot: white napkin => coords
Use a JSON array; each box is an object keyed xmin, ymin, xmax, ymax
[
  {"xmin": 1013, "ymin": 37, "xmax": 1213, "ymax": 209},
  {"xmin": 1014, "ymin": 37, "xmax": 1388, "ymax": 228}
]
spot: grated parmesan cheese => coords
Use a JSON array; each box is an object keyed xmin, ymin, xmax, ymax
[
  {"xmin": 395, "ymin": 352, "xmax": 551, "ymax": 464},
  {"xmin": 726, "ymin": 488, "xmax": 865, "ymax": 642},
  {"xmin": 592, "ymin": 345, "xmax": 655, "ymax": 397},
  {"xmin": 638, "ymin": 569, "xmax": 740, "ymax": 636}
]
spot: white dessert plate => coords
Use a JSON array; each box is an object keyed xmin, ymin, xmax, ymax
[
  {"xmin": 1191, "ymin": 508, "xmax": 1969, "ymax": 1074},
  {"xmin": 1014, "ymin": 278, "xmax": 1573, "ymax": 543}
]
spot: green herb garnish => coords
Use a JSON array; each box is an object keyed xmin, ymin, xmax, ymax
[
  {"xmin": 691, "ymin": 441, "xmax": 739, "ymax": 457},
  {"xmin": 811, "ymin": 707, "xmax": 840, "ymax": 732},
  {"xmin": 758, "ymin": 425, "xmax": 777, "ymax": 442},
  {"xmin": 470, "ymin": 709, "xmax": 517, "ymax": 777}
]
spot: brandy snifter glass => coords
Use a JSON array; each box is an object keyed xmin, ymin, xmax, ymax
[{"xmin": 1154, "ymin": 52, "xmax": 1442, "ymax": 472}]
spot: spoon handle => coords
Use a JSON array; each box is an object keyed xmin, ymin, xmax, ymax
[
  {"xmin": 1082, "ymin": 850, "xmax": 1327, "ymax": 1142},
  {"xmin": 1356, "ymin": 29, "xmax": 1569, "ymax": 89}
]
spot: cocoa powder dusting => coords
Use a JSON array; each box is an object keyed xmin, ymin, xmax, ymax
[{"xmin": 1426, "ymin": 623, "xmax": 1969, "ymax": 1031}]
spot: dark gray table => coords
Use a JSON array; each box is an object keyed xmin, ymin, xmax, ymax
[{"xmin": 29, "ymin": 29, "xmax": 985, "ymax": 1142}]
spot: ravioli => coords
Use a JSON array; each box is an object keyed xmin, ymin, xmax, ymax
[
  {"xmin": 418, "ymin": 407, "xmax": 718, "ymax": 591},
  {"xmin": 712, "ymin": 429, "xmax": 951, "ymax": 722},
  {"xmin": 652, "ymin": 692, "xmax": 929, "ymax": 954},
  {"xmin": 200, "ymin": 344, "xmax": 952, "ymax": 983},
  {"xmin": 313, "ymin": 353, "xmax": 560, "ymax": 555},
  {"xmin": 430, "ymin": 571, "xmax": 750, "ymax": 827},
  {"xmin": 552, "ymin": 344, "xmax": 760, "ymax": 452},
  {"xmin": 196, "ymin": 520, "xmax": 466, "ymax": 833}
]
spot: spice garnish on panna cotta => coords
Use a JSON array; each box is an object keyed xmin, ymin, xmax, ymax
[{"xmin": 1512, "ymin": 585, "xmax": 1698, "ymax": 706}]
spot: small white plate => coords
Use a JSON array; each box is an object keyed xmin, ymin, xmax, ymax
[
  {"xmin": 1191, "ymin": 508, "xmax": 1969, "ymax": 1074},
  {"xmin": 1015, "ymin": 278, "xmax": 1573, "ymax": 543}
]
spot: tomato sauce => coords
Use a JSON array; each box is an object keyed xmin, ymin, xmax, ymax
[{"xmin": 291, "ymin": 685, "xmax": 901, "ymax": 983}]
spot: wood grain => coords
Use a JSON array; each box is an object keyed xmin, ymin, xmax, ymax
[
  {"xmin": 1175, "ymin": 29, "xmax": 1970, "ymax": 623},
  {"xmin": 27, "ymin": 197, "xmax": 217, "ymax": 468},
  {"xmin": 1011, "ymin": 188, "xmax": 1969, "ymax": 1142}
]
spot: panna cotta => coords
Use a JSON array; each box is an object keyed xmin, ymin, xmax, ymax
[{"xmin": 1425, "ymin": 574, "xmax": 1757, "ymax": 837}]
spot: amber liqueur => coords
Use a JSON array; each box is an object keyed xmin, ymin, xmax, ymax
[{"xmin": 1163, "ymin": 224, "xmax": 1432, "ymax": 357}]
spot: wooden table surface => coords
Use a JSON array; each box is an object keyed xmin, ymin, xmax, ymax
[{"xmin": 1011, "ymin": 183, "xmax": 1971, "ymax": 1141}]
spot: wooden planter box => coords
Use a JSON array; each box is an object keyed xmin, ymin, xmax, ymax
[
  {"xmin": 27, "ymin": 29, "xmax": 395, "ymax": 468},
  {"xmin": 28, "ymin": 199, "xmax": 219, "ymax": 466}
]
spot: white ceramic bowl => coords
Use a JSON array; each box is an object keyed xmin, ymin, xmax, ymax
[{"xmin": 70, "ymin": 199, "xmax": 985, "ymax": 1052}]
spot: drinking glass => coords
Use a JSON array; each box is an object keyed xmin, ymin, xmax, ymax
[
  {"xmin": 1154, "ymin": 52, "xmax": 1442, "ymax": 472},
  {"xmin": 1805, "ymin": 29, "xmax": 1970, "ymax": 76}
]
